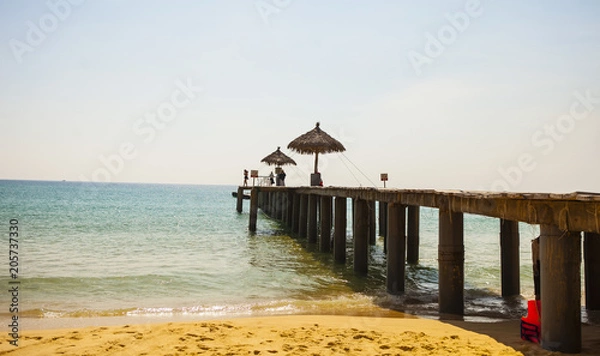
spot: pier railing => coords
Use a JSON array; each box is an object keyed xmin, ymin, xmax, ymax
[{"xmin": 236, "ymin": 186, "xmax": 600, "ymax": 353}]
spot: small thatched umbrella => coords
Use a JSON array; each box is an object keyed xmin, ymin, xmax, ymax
[
  {"xmin": 260, "ymin": 146, "xmax": 297, "ymax": 167},
  {"xmin": 287, "ymin": 122, "xmax": 346, "ymax": 174}
]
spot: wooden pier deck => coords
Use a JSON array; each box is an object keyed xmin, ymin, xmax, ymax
[{"xmin": 236, "ymin": 186, "xmax": 600, "ymax": 353}]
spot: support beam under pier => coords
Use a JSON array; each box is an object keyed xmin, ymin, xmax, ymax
[
  {"xmin": 368, "ymin": 200, "xmax": 376, "ymax": 245},
  {"xmin": 249, "ymin": 188, "xmax": 258, "ymax": 232},
  {"xmin": 292, "ymin": 192, "xmax": 300, "ymax": 233},
  {"xmin": 379, "ymin": 201, "xmax": 388, "ymax": 238},
  {"xmin": 286, "ymin": 191, "xmax": 294, "ymax": 228},
  {"xmin": 500, "ymin": 219, "xmax": 520, "ymax": 297},
  {"xmin": 298, "ymin": 194, "xmax": 308, "ymax": 238},
  {"xmin": 387, "ymin": 203, "xmax": 406, "ymax": 294},
  {"xmin": 585, "ymin": 232, "xmax": 600, "ymax": 310},
  {"xmin": 236, "ymin": 187, "xmax": 244, "ymax": 213},
  {"xmin": 438, "ymin": 209, "xmax": 464, "ymax": 316},
  {"xmin": 320, "ymin": 196, "xmax": 332, "ymax": 252},
  {"xmin": 407, "ymin": 206, "xmax": 420, "ymax": 264},
  {"xmin": 379, "ymin": 201, "xmax": 388, "ymax": 253},
  {"xmin": 334, "ymin": 197, "xmax": 347, "ymax": 263},
  {"xmin": 354, "ymin": 199, "xmax": 369, "ymax": 273},
  {"xmin": 308, "ymin": 195, "xmax": 318, "ymax": 243},
  {"xmin": 540, "ymin": 225, "xmax": 581, "ymax": 353}
]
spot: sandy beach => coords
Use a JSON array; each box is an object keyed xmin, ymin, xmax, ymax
[{"xmin": 2, "ymin": 315, "xmax": 599, "ymax": 356}]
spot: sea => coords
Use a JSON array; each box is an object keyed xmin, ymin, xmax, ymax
[{"xmin": 1, "ymin": 180, "xmax": 593, "ymax": 327}]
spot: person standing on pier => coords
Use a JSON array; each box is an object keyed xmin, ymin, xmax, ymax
[
  {"xmin": 278, "ymin": 169, "xmax": 286, "ymax": 186},
  {"xmin": 269, "ymin": 172, "xmax": 275, "ymax": 186},
  {"xmin": 243, "ymin": 169, "xmax": 249, "ymax": 187}
]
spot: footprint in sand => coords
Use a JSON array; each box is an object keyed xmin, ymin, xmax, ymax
[
  {"xmin": 69, "ymin": 334, "xmax": 83, "ymax": 341},
  {"xmin": 353, "ymin": 333, "xmax": 374, "ymax": 341},
  {"xmin": 175, "ymin": 345, "xmax": 188, "ymax": 352},
  {"xmin": 197, "ymin": 344, "xmax": 211, "ymax": 351}
]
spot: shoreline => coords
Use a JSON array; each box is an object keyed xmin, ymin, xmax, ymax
[{"xmin": 4, "ymin": 313, "xmax": 600, "ymax": 355}]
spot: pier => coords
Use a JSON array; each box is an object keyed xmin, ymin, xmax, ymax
[{"xmin": 237, "ymin": 186, "xmax": 600, "ymax": 354}]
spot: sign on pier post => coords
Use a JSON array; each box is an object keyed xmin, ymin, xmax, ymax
[
  {"xmin": 251, "ymin": 170, "xmax": 258, "ymax": 186},
  {"xmin": 380, "ymin": 173, "xmax": 388, "ymax": 188}
]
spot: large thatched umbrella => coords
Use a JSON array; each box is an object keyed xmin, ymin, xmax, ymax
[
  {"xmin": 287, "ymin": 122, "xmax": 345, "ymax": 174},
  {"xmin": 260, "ymin": 146, "xmax": 297, "ymax": 167}
]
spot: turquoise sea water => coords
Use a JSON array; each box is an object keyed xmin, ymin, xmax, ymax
[{"xmin": 1, "ymin": 180, "xmax": 545, "ymax": 322}]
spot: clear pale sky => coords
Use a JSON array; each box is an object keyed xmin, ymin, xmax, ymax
[{"xmin": 1, "ymin": 0, "xmax": 598, "ymax": 192}]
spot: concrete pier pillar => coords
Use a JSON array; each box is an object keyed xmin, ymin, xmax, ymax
[
  {"xmin": 354, "ymin": 199, "xmax": 369, "ymax": 274},
  {"xmin": 540, "ymin": 225, "xmax": 581, "ymax": 353},
  {"xmin": 236, "ymin": 187, "xmax": 244, "ymax": 213},
  {"xmin": 379, "ymin": 201, "xmax": 388, "ymax": 253},
  {"xmin": 292, "ymin": 192, "xmax": 301, "ymax": 233},
  {"xmin": 407, "ymin": 206, "xmax": 420, "ymax": 264},
  {"xmin": 263, "ymin": 192, "xmax": 269, "ymax": 216},
  {"xmin": 387, "ymin": 203, "xmax": 406, "ymax": 294},
  {"xmin": 269, "ymin": 192, "xmax": 275, "ymax": 218},
  {"xmin": 273, "ymin": 192, "xmax": 279, "ymax": 220},
  {"xmin": 320, "ymin": 196, "xmax": 332, "ymax": 252},
  {"xmin": 277, "ymin": 192, "xmax": 284, "ymax": 221},
  {"xmin": 334, "ymin": 197, "xmax": 347, "ymax": 263},
  {"xmin": 298, "ymin": 194, "xmax": 308, "ymax": 238},
  {"xmin": 259, "ymin": 192, "xmax": 264, "ymax": 214},
  {"xmin": 286, "ymin": 191, "xmax": 294, "ymax": 228},
  {"xmin": 308, "ymin": 195, "xmax": 318, "ymax": 243},
  {"xmin": 500, "ymin": 219, "xmax": 520, "ymax": 297},
  {"xmin": 368, "ymin": 200, "xmax": 376, "ymax": 245},
  {"xmin": 438, "ymin": 209, "xmax": 464, "ymax": 316},
  {"xmin": 272, "ymin": 192, "xmax": 278, "ymax": 220},
  {"xmin": 379, "ymin": 201, "xmax": 388, "ymax": 238},
  {"xmin": 249, "ymin": 187, "xmax": 258, "ymax": 232},
  {"xmin": 280, "ymin": 192, "xmax": 287, "ymax": 224},
  {"xmin": 584, "ymin": 232, "xmax": 600, "ymax": 310},
  {"xmin": 352, "ymin": 198, "xmax": 356, "ymax": 234}
]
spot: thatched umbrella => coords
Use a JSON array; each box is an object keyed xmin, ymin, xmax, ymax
[
  {"xmin": 260, "ymin": 146, "xmax": 297, "ymax": 167},
  {"xmin": 287, "ymin": 122, "xmax": 345, "ymax": 174}
]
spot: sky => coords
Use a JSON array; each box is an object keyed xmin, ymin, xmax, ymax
[{"xmin": 0, "ymin": 0, "xmax": 599, "ymax": 192}]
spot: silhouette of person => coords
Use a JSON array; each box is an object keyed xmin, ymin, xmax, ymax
[{"xmin": 278, "ymin": 169, "xmax": 286, "ymax": 186}]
